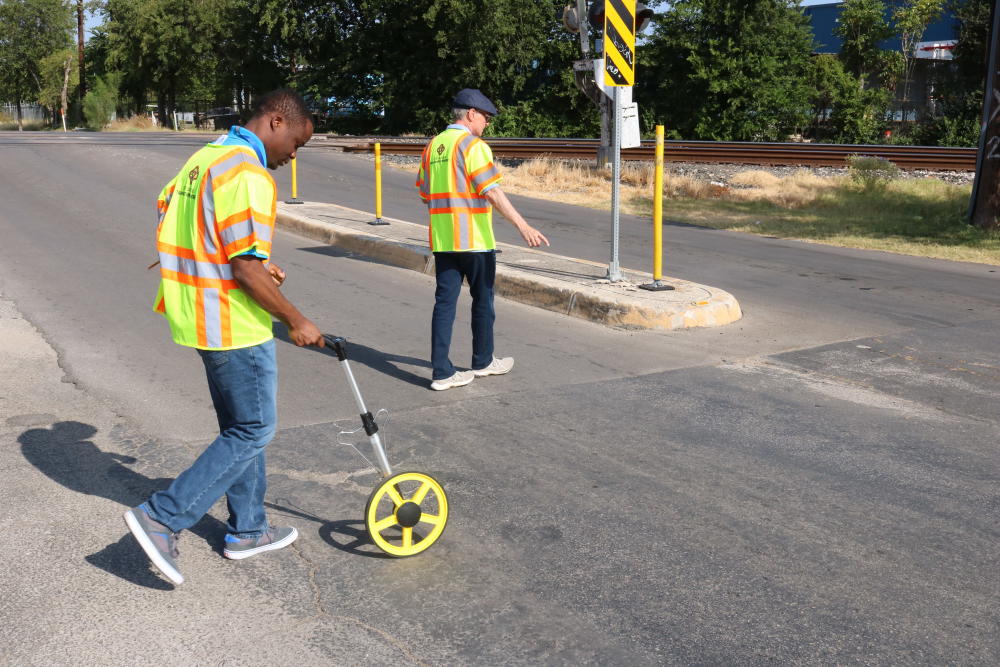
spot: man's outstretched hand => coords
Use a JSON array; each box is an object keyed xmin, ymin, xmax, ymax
[{"xmin": 518, "ymin": 224, "xmax": 549, "ymax": 248}]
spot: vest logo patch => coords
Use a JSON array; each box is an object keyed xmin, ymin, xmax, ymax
[
  {"xmin": 436, "ymin": 144, "xmax": 445, "ymax": 156},
  {"xmin": 188, "ymin": 165, "xmax": 200, "ymax": 182}
]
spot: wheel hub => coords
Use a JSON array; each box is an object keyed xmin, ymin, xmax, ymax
[{"xmin": 395, "ymin": 501, "xmax": 422, "ymax": 528}]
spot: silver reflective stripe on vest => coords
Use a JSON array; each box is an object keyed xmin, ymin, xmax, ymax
[
  {"xmin": 219, "ymin": 217, "xmax": 273, "ymax": 250},
  {"xmin": 428, "ymin": 195, "xmax": 489, "ymax": 211},
  {"xmin": 158, "ymin": 191, "xmax": 173, "ymax": 226},
  {"xmin": 209, "ymin": 151, "xmax": 256, "ymax": 180},
  {"xmin": 457, "ymin": 212, "xmax": 471, "ymax": 249},
  {"xmin": 159, "ymin": 253, "xmax": 234, "ymax": 281},
  {"xmin": 201, "ymin": 176, "xmax": 218, "ymax": 255},
  {"xmin": 454, "ymin": 134, "xmax": 478, "ymax": 194},
  {"xmin": 202, "ymin": 288, "xmax": 223, "ymax": 349},
  {"xmin": 471, "ymin": 164, "xmax": 500, "ymax": 192}
]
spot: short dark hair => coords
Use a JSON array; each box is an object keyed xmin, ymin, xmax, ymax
[{"xmin": 252, "ymin": 88, "xmax": 311, "ymax": 126}]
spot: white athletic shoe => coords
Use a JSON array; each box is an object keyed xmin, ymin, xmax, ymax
[
  {"xmin": 430, "ymin": 370, "xmax": 475, "ymax": 391},
  {"xmin": 472, "ymin": 357, "xmax": 514, "ymax": 377}
]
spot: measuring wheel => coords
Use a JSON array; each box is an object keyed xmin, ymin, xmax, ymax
[{"xmin": 364, "ymin": 471, "xmax": 449, "ymax": 557}]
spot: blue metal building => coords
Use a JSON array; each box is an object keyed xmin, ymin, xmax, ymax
[{"xmin": 803, "ymin": 1, "xmax": 959, "ymax": 55}]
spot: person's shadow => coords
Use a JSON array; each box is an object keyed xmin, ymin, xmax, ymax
[
  {"xmin": 18, "ymin": 421, "xmax": 229, "ymax": 590},
  {"xmin": 272, "ymin": 322, "xmax": 430, "ymax": 388}
]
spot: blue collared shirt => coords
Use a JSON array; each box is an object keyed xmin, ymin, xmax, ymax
[{"xmin": 215, "ymin": 125, "xmax": 268, "ymax": 167}]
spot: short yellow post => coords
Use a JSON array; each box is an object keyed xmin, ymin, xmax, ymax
[
  {"xmin": 370, "ymin": 141, "xmax": 389, "ymax": 225},
  {"xmin": 653, "ymin": 124, "xmax": 664, "ymax": 279},
  {"xmin": 285, "ymin": 157, "xmax": 303, "ymax": 204},
  {"xmin": 640, "ymin": 125, "xmax": 674, "ymax": 291}
]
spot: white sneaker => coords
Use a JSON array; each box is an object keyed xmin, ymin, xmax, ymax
[
  {"xmin": 473, "ymin": 357, "xmax": 514, "ymax": 377},
  {"xmin": 430, "ymin": 370, "xmax": 475, "ymax": 391}
]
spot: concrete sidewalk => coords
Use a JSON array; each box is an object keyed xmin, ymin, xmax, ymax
[{"xmin": 276, "ymin": 202, "xmax": 742, "ymax": 331}]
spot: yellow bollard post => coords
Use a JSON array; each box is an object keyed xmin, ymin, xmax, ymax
[
  {"xmin": 640, "ymin": 125, "xmax": 674, "ymax": 291},
  {"xmin": 370, "ymin": 142, "xmax": 389, "ymax": 225},
  {"xmin": 285, "ymin": 157, "xmax": 303, "ymax": 204}
]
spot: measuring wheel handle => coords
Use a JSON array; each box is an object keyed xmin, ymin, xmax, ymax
[
  {"xmin": 323, "ymin": 334, "xmax": 349, "ymax": 360},
  {"xmin": 364, "ymin": 471, "xmax": 449, "ymax": 557}
]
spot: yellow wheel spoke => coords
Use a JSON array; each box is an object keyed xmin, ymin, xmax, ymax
[
  {"xmin": 372, "ymin": 515, "xmax": 397, "ymax": 532},
  {"xmin": 412, "ymin": 481, "xmax": 431, "ymax": 505},
  {"xmin": 402, "ymin": 527, "xmax": 413, "ymax": 549},
  {"xmin": 420, "ymin": 512, "xmax": 443, "ymax": 526},
  {"xmin": 386, "ymin": 486, "xmax": 405, "ymax": 507}
]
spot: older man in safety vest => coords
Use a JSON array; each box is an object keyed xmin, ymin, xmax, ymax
[
  {"xmin": 416, "ymin": 88, "xmax": 549, "ymax": 391},
  {"xmin": 123, "ymin": 89, "xmax": 324, "ymax": 585}
]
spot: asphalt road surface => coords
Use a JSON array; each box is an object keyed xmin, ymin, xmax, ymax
[{"xmin": 1, "ymin": 131, "xmax": 997, "ymax": 664}]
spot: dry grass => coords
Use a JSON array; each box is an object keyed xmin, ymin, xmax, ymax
[
  {"xmin": 389, "ymin": 156, "xmax": 998, "ymax": 264},
  {"xmin": 0, "ymin": 111, "xmax": 47, "ymax": 131},
  {"xmin": 105, "ymin": 115, "xmax": 172, "ymax": 132}
]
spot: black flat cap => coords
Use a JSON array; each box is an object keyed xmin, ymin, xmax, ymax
[{"xmin": 452, "ymin": 89, "xmax": 498, "ymax": 116}]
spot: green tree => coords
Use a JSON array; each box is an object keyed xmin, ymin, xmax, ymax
[
  {"xmin": 835, "ymin": 0, "xmax": 900, "ymax": 89},
  {"xmin": 638, "ymin": 0, "xmax": 815, "ymax": 141},
  {"xmin": 914, "ymin": 0, "xmax": 990, "ymax": 146},
  {"xmin": 37, "ymin": 47, "xmax": 78, "ymax": 124},
  {"xmin": 828, "ymin": 0, "xmax": 901, "ymax": 142},
  {"xmin": 0, "ymin": 0, "xmax": 74, "ymax": 129},
  {"xmin": 101, "ymin": 0, "xmax": 227, "ymax": 122},
  {"xmin": 369, "ymin": 0, "xmax": 552, "ymax": 134},
  {"xmin": 82, "ymin": 70, "xmax": 119, "ymax": 127},
  {"xmin": 893, "ymin": 0, "xmax": 947, "ymax": 115}
]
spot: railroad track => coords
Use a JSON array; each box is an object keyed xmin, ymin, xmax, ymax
[{"xmin": 331, "ymin": 136, "xmax": 975, "ymax": 171}]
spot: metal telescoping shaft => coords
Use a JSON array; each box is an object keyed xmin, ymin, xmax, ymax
[{"xmin": 338, "ymin": 358, "xmax": 393, "ymax": 477}]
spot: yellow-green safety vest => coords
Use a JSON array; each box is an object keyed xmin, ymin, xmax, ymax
[
  {"xmin": 153, "ymin": 142, "xmax": 276, "ymax": 350},
  {"xmin": 416, "ymin": 127, "xmax": 502, "ymax": 251}
]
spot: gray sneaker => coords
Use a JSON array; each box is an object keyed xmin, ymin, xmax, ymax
[
  {"xmin": 223, "ymin": 525, "xmax": 298, "ymax": 560},
  {"xmin": 430, "ymin": 369, "xmax": 475, "ymax": 391},
  {"xmin": 124, "ymin": 504, "xmax": 184, "ymax": 585},
  {"xmin": 473, "ymin": 356, "xmax": 514, "ymax": 377}
]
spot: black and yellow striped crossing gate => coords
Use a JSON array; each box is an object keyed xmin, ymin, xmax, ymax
[{"xmin": 603, "ymin": 0, "xmax": 637, "ymax": 87}]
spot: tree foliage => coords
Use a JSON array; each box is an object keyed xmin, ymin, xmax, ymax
[
  {"xmin": 0, "ymin": 0, "xmax": 74, "ymax": 127},
  {"xmin": 639, "ymin": 0, "xmax": 815, "ymax": 141},
  {"xmin": 2, "ymin": 0, "xmax": 991, "ymax": 145}
]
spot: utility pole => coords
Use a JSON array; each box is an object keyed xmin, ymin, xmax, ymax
[
  {"xmin": 76, "ymin": 0, "xmax": 86, "ymax": 104},
  {"xmin": 969, "ymin": 0, "xmax": 1000, "ymax": 230}
]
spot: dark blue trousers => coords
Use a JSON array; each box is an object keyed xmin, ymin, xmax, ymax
[{"xmin": 432, "ymin": 251, "xmax": 496, "ymax": 380}]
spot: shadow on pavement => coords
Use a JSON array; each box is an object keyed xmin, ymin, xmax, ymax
[
  {"xmin": 272, "ymin": 322, "xmax": 430, "ymax": 389},
  {"xmin": 18, "ymin": 420, "xmax": 228, "ymax": 589},
  {"xmin": 265, "ymin": 499, "xmax": 390, "ymax": 560}
]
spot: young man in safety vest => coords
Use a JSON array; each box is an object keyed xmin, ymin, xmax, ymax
[
  {"xmin": 123, "ymin": 89, "xmax": 325, "ymax": 585},
  {"xmin": 416, "ymin": 88, "xmax": 549, "ymax": 391}
]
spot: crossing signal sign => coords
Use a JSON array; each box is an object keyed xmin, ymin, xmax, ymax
[{"xmin": 603, "ymin": 0, "xmax": 636, "ymax": 86}]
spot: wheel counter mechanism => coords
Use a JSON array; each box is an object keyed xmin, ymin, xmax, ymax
[{"xmin": 323, "ymin": 334, "xmax": 448, "ymax": 557}]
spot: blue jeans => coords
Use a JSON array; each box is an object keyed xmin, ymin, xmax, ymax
[
  {"xmin": 146, "ymin": 339, "xmax": 277, "ymax": 538},
  {"xmin": 432, "ymin": 251, "xmax": 496, "ymax": 380}
]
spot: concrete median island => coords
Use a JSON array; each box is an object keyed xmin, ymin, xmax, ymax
[{"xmin": 276, "ymin": 202, "xmax": 742, "ymax": 331}]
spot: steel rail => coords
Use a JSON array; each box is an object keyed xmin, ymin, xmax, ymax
[{"xmin": 336, "ymin": 136, "xmax": 975, "ymax": 171}]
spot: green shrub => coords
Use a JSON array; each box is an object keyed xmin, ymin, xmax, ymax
[
  {"xmin": 847, "ymin": 155, "xmax": 900, "ymax": 190},
  {"xmin": 83, "ymin": 74, "xmax": 121, "ymax": 129}
]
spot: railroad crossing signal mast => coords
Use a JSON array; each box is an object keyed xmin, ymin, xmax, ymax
[
  {"xmin": 562, "ymin": 1, "xmax": 654, "ymax": 166},
  {"xmin": 563, "ymin": 1, "xmax": 653, "ymax": 281},
  {"xmin": 969, "ymin": 0, "xmax": 1000, "ymax": 230}
]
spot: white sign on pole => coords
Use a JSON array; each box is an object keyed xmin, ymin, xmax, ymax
[{"xmin": 620, "ymin": 103, "xmax": 640, "ymax": 149}]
